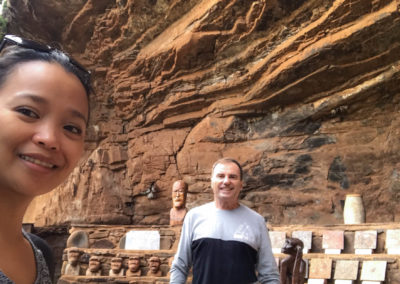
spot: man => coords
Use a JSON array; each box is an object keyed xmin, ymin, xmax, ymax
[
  {"xmin": 170, "ymin": 180, "xmax": 189, "ymax": 226},
  {"xmin": 170, "ymin": 158, "xmax": 280, "ymax": 284}
]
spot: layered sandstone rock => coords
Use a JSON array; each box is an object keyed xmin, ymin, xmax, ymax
[{"xmin": 7, "ymin": 0, "xmax": 400, "ymax": 225}]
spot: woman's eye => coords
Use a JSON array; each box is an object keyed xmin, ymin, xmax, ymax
[
  {"xmin": 16, "ymin": 107, "xmax": 39, "ymax": 119},
  {"xmin": 64, "ymin": 125, "xmax": 83, "ymax": 135}
]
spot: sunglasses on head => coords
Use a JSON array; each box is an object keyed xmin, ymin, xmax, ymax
[{"xmin": 0, "ymin": 34, "xmax": 91, "ymax": 82}]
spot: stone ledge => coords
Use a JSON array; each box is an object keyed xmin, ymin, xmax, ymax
[{"xmin": 58, "ymin": 275, "xmax": 170, "ymax": 284}]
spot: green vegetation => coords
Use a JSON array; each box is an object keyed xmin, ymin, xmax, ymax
[{"xmin": 0, "ymin": 16, "xmax": 6, "ymax": 38}]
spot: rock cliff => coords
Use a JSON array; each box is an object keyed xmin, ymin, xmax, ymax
[{"xmin": 7, "ymin": 0, "xmax": 400, "ymax": 225}]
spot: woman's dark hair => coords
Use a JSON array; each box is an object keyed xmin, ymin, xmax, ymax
[{"xmin": 0, "ymin": 45, "xmax": 91, "ymax": 97}]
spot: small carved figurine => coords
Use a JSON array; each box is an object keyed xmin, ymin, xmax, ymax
[
  {"xmin": 169, "ymin": 180, "xmax": 188, "ymax": 226},
  {"xmin": 280, "ymin": 238, "xmax": 306, "ymax": 284},
  {"xmin": 146, "ymin": 256, "xmax": 162, "ymax": 277},
  {"xmin": 86, "ymin": 255, "xmax": 102, "ymax": 276},
  {"xmin": 109, "ymin": 257, "xmax": 124, "ymax": 276},
  {"xmin": 62, "ymin": 247, "xmax": 82, "ymax": 275},
  {"xmin": 126, "ymin": 256, "xmax": 141, "ymax": 277}
]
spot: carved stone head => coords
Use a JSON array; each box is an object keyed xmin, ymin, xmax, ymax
[
  {"xmin": 128, "ymin": 256, "xmax": 140, "ymax": 272},
  {"xmin": 67, "ymin": 247, "xmax": 81, "ymax": 266},
  {"xmin": 148, "ymin": 256, "xmax": 161, "ymax": 273},
  {"xmin": 111, "ymin": 257, "xmax": 123, "ymax": 273},
  {"xmin": 88, "ymin": 255, "xmax": 101, "ymax": 272}
]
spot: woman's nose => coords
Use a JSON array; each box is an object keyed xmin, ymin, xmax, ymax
[{"xmin": 32, "ymin": 123, "xmax": 60, "ymax": 150}]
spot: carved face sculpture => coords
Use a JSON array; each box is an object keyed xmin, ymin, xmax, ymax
[
  {"xmin": 282, "ymin": 238, "xmax": 304, "ymax": 255},
  {"xmin": 172, "ymin": 180, "xmax": 187, "ymax": 209},
  {"xmin": 88, "ymin": 256, "xmax": 101, "ymax": 272},
  {"xmin": 149, "ymin": 256, "xmax": 161, "ymax": 273},
  {"xmin": 67, "ymin": 249, "xmax": 80, "ymax": 266},
  {"xmin": 128, "ymin": 257, "xmax": 140, "ymax": 272},
  {"xmin": 111, "ymin": 257, "xmax": 123, "ymax": 273}
]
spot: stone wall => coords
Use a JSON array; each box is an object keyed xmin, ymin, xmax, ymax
[{"xmin": 6, "ymin": 0, "xmax": 400, "ymax": 226}]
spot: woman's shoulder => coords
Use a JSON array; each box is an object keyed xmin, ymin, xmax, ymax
[{"xmin": 24, "ymin": 232, "xmax": 54, "ymax": 284}]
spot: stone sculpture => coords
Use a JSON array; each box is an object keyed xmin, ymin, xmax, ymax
[
  {"xmin": 126, "ymin": 256, "xmax": 141, "ymax": 277},
  {"xmin": 86, "ymin": 255, "xmax": 102, "ymax": 276},
  {"xmin": 62, "ymin": 247, "xmax": 82, "ymax": 276},
  {"xmin": 109, "ymin": 257, "xmax": 124, "ymax": 276},
  {"xmin": 146, "ymin": 256, "xmax": 162, "ymax": 277},
  {"xmin": 280, "ymin": 238, "xmax": 306, "ymax": 284},
  {"xmin": 169, "ymin": 180, "xmax": 188, "ymax": 226}
]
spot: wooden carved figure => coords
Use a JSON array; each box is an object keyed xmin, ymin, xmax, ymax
[
  {"xmin": 126, "ymin": 256, "xmax": 141, "ymax": 277},
  {"xmin": 280, "ymin": 238, "xmax": 306, "ymax": 284},
  {"xmin": 62, "ymin": 247, "xmax": 82, "ymax": 275},
  {"xmin": 170, "ymin": 180, "xmax": 188, "ymax": 226},
  {"xmin": 109, "ymin": 257, "xmax": 124, "ymax": 276},
  {"xmin": 146, "ymin": 256, "xmax": 162, "ymax": 277},
  {"xmin": 86, "ymin": 255, "xmax": 102, "ymax": 276}
]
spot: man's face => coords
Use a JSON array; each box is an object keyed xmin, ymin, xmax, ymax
[
  {"xmin": 172, "ymin": 181, "xmax": 186, "ymax": 209},
  {"xmin": 128, "ymin": 259, "xmax": 140, "ymax": 272},
  {"xmin": 211, "ymin": 162, "xmax": 243, "ymax": 208}
]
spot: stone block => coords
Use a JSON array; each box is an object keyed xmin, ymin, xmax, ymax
[
  {"xmin": 325, "ymin": 249, "xmax": 341, "ymax": 254},
  {"xmin": 355, "ymin": 248, "xmax": 372, "ymax": 255},
  {"xmin": 66, "ymin": 230, "xmax": 90, "ymax": 248},
  {"xmin": 292, "ymin": 230, "xmax": 312, "ymax": 253},
  {"xmin": 360, "ymin": 261, "xmax": 387, "ymax": 281},
  {"xmin": 354, "ymin": 230, "xmax": 377, "ymax": 249},
  {"xmin": 308, "ymin": 279, "xmax": 327, "ymax": 284},
  {"xmin": 269, "ymin": 231, "xmax": 286, "ymax": 253},
  {"xmin": 309, "ymin": 258, "xmax": 332, "ymax": 279},
  {"xmin": 335, "ymin": 280, "xmax": 353, "ymax": 284},
  {"xmin": 125, "ymin": 230, "xmax": 160, "ymax": 250},
  {"xmin": 334, "ymin": 260, "xmax": 359, "ymax": 280},
  {"xmin": 322, "ymin": 230, "xmax": 344, "ymax": 250},
  {"xmin": 385, "ymin": 229, "xmax": 400, "ymax": 253}
]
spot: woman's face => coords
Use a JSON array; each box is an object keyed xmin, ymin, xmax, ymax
[{"xmin": 0, "ymin": 61, "xmax": 88, "ymax": 198}]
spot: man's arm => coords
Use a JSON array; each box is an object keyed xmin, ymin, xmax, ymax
[
  {"xmin": 169, "ymin": 211, "xmax": 193, "ymax": 284},
  {"xmin": 257, "ymin": 220, "xmax": 281, "ymax": 284}
]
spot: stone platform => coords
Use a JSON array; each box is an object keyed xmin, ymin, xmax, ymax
[{"xmin": 55, "ymin": 223, "xmax": 400, "ymax": 283}]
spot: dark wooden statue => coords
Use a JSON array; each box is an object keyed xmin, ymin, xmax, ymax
[{"xmin": 280, "ymin": 238, "xmax": 306, "ymax": 284}]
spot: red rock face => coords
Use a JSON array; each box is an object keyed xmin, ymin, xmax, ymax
[{"xmin": 8, "ymin": 0, "xmax": 400, "ymax": 225}]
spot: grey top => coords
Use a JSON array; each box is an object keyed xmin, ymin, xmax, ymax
[
  {"xmin": 170, "ymin": 202, "xmax": 280, "ymax": 284},
  {"xmin": 0, "ymin": 231, "xmax": 52, "ymax": 284}
]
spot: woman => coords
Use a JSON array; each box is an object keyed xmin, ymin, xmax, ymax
[{"xmin": 0, "ymin": 34, "xmax": 91, "ymax": 284}]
